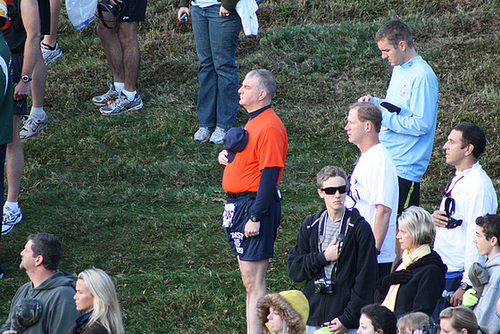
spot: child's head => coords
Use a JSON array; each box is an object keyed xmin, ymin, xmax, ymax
[
  {"xmin": 257, "ymin": 290, "xmax": 309, "ymax": 334},
  {"xmin": 474, "ymin": 214, "xmax": 500, "ymax": 258},
  {"xmin": 397, "ymin": 312, "xmax": 430, "ymax": 334}
]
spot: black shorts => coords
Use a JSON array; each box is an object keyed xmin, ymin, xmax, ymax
[
  {"xmin": 38, "ymin": 0, "xmax": 51, "ymax": 35},
  {"xmin": 119, "ymin": 0, "xmax": 147, "ymax": 22},
  {"xmin": 397, "ymin": 177, "xmax": 420, "ymax": 216},
  {"xmin": 11, "ymin": 53, "xmax": 28, "ymax": 115},
  {"xmin": 224, "ymin": 195, "xmax": 281, "ymax": 261}
]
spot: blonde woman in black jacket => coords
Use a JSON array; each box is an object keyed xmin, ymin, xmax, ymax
[
  {"xmin": 70, "ymin": 268, "xmax": 124, "ymax": 334},
  {"xmin": 378, "ymin": 206, "xmax": 446, "ymax": 316}
]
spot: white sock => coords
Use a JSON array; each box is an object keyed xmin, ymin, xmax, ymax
[
  {"xmin": 122, "ymin": 89, "xmax": 137, "ymax": 102},
  {"xmin": 114, "ymin": 82, "xmax": 125, "ymax": 93},
  {"xmin": 4, "ymin": 201, "xmax": 19, "ymax": 212},
  {"xmin": 30, "ymin": 107, "xmax": 46, "ymax": 120}
]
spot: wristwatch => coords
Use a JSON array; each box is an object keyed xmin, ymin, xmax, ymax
[
  {"xmin": 249, "ymin": 215, "xmax": 260, "ymax": 222},
  {"xmin": 461, "ymin": 282, "xmax": 471, "ymax": 290},
  {"xmin": 21, "ymin": 75, "xmax": 32, "ymax": 83}
]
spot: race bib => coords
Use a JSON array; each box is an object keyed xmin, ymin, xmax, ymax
[{"xmin": 222, "ymin": 203, "xmax": 235, "ymax": 228}]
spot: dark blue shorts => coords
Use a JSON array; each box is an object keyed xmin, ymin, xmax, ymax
[
  {"xmin": 11, "ymin": 53, "xmax": 28, "ymax": 116},
  {"xmin": 224, "ymin": 195, "xmax": 281, "ymax": 261}
]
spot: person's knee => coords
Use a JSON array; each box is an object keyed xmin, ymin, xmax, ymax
[
  {"xmin": 118, "ymin": 23, "xmax": 138, "ymax": 45},
  {"xmin": 240, "ymin": 266, "xmax": 267, "ymax": 294},
  {"xmin": 97, "ymin": 22, "xmax": 117, "ymax": 41},
  {"xmin": 241, "ymin": 275, "xmax": 265, "ymax": 295}
]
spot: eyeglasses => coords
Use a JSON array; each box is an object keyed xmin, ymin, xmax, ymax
[{"xmin": 321, "ymin": 185, "xmax": 347, "ymax": 195}]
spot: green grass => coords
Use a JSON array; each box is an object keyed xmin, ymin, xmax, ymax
[{"xmin": 1, "ymin": 0, "xmax": 500, "ymax": 332}]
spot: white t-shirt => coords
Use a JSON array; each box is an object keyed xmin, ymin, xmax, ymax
[
  {"xmin": 434, "ymin": 162, "xmax": 498, "ymax": 285},
  {"xmin": 349, "ymin": 143, "xmax": 398, "ymax": 263},
  {"xmin": 191, "ymin": 0, "xmax": 220, "ymax": 8}
]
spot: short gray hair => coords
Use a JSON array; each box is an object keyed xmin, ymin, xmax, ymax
[{"xmin": 246, "ymin": 69, "xmax": 276, "ymax": 100}]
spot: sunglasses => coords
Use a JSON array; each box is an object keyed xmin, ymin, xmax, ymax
[{"xmin": 321, "ymin": 185, "xmax": 347, "ymax": 195}]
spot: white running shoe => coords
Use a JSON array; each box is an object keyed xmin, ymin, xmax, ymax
[
  {"xmin": 41, "ymin": 42, "xmax": 63, "ymax": 65},
  {"xmin": 19, "ymin": 114, "xmax": 49, "ymax": 139},
  {"xmin": 92, "ymin": 82, "xmax": 120, "ymax": 106},
  {"xmin": 100, "ymin": 92, "xmax": 143, "ymax": 115},
  {"xmin": 194, "ymin": 127, "xmax": 211, "ymax": 142},
  {"xmin": 209, "ymin": 127, "xmax": 227, "ymax": 144},
  {"xmin": 1, "ymin": 207, "xmax": 23, "ymax": 236}
]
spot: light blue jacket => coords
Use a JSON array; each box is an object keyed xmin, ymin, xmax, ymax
[{"xmin": 373, "ymin": 56, "xmax": 438, "ymax": 182}]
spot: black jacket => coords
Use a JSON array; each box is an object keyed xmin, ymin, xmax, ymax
[
  {"xmin": 69, "ymin": 317, "xmax": 108, "ymax": 334},
  {"xmin": 377, "ymin": 250, "xmax": 447, "ymax": 317},
  {"xmin": 288, "ymin": 208, "xmax": 378, "ymax": 328}
]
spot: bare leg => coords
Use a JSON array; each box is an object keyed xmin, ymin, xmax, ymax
[
  {"xmin": 30, "ymin": 51, "xmax": 47, "ymax": 108},
  {"xmin": 19, "ymin": 0, "xmax": 46, "ymax": 109},
  {"xmin": 6, "ymin": 114, "xmax": 24, "ymax": 203},
  {"xmin": 238, "ymin": 258, "xmax": 268, "ymax": 334},
  {"xmin": 42, "ymin": 0, "xmax": 61, "ymax": 47},
  {"xmin": 97, "ymin": 20, "xmax": 125, "ymax": 83},
  {"xmin": 117, "ymin": 22, "xmax": 139, "ymax": 92}
]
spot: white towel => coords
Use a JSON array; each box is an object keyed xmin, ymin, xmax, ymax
[{"xmin": 236, "ymin": 0, "xmax": 259, "ymax": 36}]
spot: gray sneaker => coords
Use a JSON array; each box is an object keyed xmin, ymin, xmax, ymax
[
  {"xmin": 194, "ymin": 127, "xmax": 211, "ymax": 142},
  {"xmin": 19, "ymin": 114, "xmax": 49, "ymax": 139},
  {"xmin": 92, "ymin": 82, "xmax": 120, "ymax": 106},
  {"xmin": 209, "ymin": 127, "xmax": 227, "ymax": 144},
  {"xmin": 100, "ymin": 92, "xmax": 143, "ymax": 115},
  {"xmin": 41, "ymin": 42, "xmax": 63, "ymax": 65}
]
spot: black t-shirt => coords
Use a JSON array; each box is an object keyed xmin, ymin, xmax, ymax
[
  {"xmin": 3, "ymin": 0, "xmax": 26, "ymax": 54},
  {"xmin": 2, "ymin": 0, "xmax": 51, "ymax": 53}
]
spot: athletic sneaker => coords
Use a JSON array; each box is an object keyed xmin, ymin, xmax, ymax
[
  {"xmin": 41, "ymin": 42, "xmax": 63, "ymax": 65},
  {"xmin": 100, "ymin": 92, "xmax": 143, "ymax": 115},
  {"xmin": 209, "ymin": 126, "xmax": 227, "ymax": 144},
  {"xmin": 1, "ymin": 207, "xmax": 22, "ymax": 236},
  {"xmin": 19, "ymin": 113, "xmax": 49, "ymax": 139},
  {"xmin": 92, "ymin": 82, "xmax": 120, "ymax": 106},
  {"xmin": 193, "ymin": 127, "xmax": 211, "ymax": 142}
]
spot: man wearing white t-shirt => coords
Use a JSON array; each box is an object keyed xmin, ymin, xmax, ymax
[
  {"xmin": 432, "ymin": 122, "xmax": 497, "ymax": 318},
  {"xmin": 345, "ymin": 102, "xmax": 399, "ymax": 278}
]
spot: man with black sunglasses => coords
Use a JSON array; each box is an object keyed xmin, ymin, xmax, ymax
[
  {"xmin": 288, "ymin": 166, "xmax": 378, "ymax": 334},
  {"xmin": 432, "ymin": 122, "xmax": 497, "ymax": 317},
  {"xmin": 345, "ymin": 102, "xmax": 399, "ymax": 279}
]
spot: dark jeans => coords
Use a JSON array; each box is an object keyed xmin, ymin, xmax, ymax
[
  {"xmin": 191, "ymin": 4, "xmax": 241, "ymax": 130},
  {"xmin": 431, "ymin": 275, "xmax": 462, "ymax": 323}
]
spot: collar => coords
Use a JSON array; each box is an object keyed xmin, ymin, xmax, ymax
[
  {"xmin": 76, "ymin": 311, "xmax": 93, "ymax": 327},
  {"xmin": 320, "ymin": 208, "xmax": 347, "ymax": 238},
  {"xmin": 400, "ymin": 55, "xmax": 422, "ymax": 69},
  {"xmin": 248, "ymin": 104, "xmax": 271, "ymax": 120},
  {"xmin": 455, "ymin": 161, "xmax": 477, "ymax": 177}
]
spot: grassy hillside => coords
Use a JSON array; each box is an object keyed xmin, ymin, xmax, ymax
[{"xmin": 1, "ymin": 0, "xmax": 499, "ymax": 332}]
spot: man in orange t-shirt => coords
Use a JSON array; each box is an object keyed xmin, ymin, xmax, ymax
[{"xmin": 218, "ymin": 69, "xmax": 288, "ymax": 334}]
